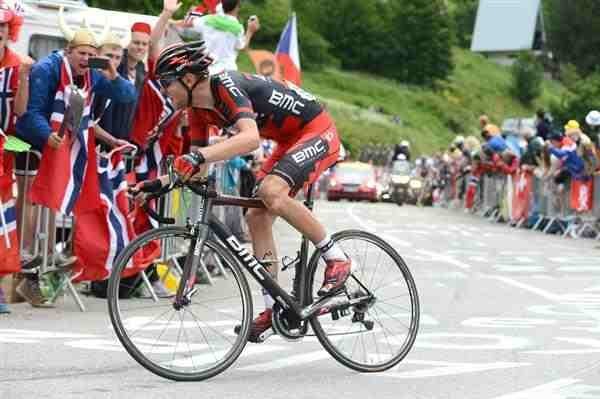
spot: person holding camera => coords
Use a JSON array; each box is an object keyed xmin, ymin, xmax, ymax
[{"xmin": 14, "ymin": 13, "xmax": 136, "ymax": 308}]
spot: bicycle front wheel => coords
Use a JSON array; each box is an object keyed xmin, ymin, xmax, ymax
[
  {"xmin": 307, "ymin": 230, "xmax": 419, "ymax": 372},
  {"xmin": 108, "ymin": 226, "xmax": 253, "ymax": 381}
]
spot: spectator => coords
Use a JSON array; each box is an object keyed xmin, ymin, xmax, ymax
[
  {"xmin": 121, "ymin": 22, "xmax": 151, "ymax": 87},
  {"xmin": 479, "ymin": 114, "xmax": 500, "ymax": 136},
  {"xmin": 221, "ymin": 156, "xmax": 250, "ymax": 241},
  {"xmin": 92, "ymin": 31, "xmax": 134, "ymax": 149},
  {"xmin": 547, "ymin": 129, "xmax": 584, "ymax": 185},
  {"xmin": 535, "ymin": 108, "xmax": 551, "ymax": 141},
  {"xmin": 482, "ymin": 128, "xmax": 508, "ymax": 153},
  {"xmin": 186, "ymin": 0, "xmax": 260, "ymax": 74},
  {"xmin": 15, "ymin": 15, "xmax": 136, "ymax": 308},
  {"xmin": 0, "ymin": 2, "xmax": 32, "ymax": 314},
  {"xmin": 564, "ymin": 119, "xmax": 598, "ymax": 175},
  {"xmin": 520, "ymin": 127, "xmax": 544, "ymax": 170},
  {"xmin": 585, "ymin": 110, "xmax": 600, "ymax": 156}
]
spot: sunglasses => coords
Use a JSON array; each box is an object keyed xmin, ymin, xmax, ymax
[{"xmin": 159, "ymin": 76, "xmax": 179, "ymax": 89}]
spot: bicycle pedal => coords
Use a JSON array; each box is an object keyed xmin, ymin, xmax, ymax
[{"xmin": 257, "ymin": 329, "xmax": 275, "ymax": 343}]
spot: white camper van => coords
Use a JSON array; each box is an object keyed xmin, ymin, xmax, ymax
[{"xmin": 14, "ymin": 0, "xmax": 165, "ymax": 61}]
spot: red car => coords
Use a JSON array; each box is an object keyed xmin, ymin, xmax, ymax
[{"xmin": 327, "ymin": 162, "xmax": 378, "ymax": 202}]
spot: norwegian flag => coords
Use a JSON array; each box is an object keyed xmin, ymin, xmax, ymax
[
  {"xmin": 275, "ymin": 13, "xmax": 301, "ymax": 85},
  {"xmin": 29, "ymin": 56, "xmax": 98, "ymax": 215},
  {"xmin": 130, "ymin": 79, "xmax": 176, "ymax": 150},
  {"xmin": 0, "ymin": 66, "xmax": 18, "ymax": 134},
  {"xmin": 0, "ymin": 179, "xmax": 19, "ymax": 276},
  {"xmin": 73, "ymin": 150, "xmax": 159, "ymax": 282}
]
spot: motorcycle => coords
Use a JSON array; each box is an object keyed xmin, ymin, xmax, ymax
[{"xmin": 388, "ymin": 160, "xmax": 412, "ymax": 206}]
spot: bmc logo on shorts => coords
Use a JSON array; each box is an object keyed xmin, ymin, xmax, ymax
[{"xmin": 292, "ymin": 139, "xmax": 327, "ymax": 164}]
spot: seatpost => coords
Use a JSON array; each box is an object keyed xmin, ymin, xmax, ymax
[{"xmin": 304, "ymin": 184, "xmax": 314, "ymax": 211}]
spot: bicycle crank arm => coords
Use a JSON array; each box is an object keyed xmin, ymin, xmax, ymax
[{"xmin": 300, "ymin": 294, "xmax": 372, "ymax": 320}]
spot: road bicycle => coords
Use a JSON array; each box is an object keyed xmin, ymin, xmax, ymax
[{"xmin": 108, "ymin": 169, "xmax": 420, "ymax": 381}]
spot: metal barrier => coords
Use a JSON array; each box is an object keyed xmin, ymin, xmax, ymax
[
  {"xmin": 16, "ymin": 150, "xmax": 85, "ymax": 311},
  {"xmin": 464, "ymin": 169, "xmax": 600, "ymax": 240}
]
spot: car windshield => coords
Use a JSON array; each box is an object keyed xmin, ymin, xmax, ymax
[
  {"xmin": 336, "ymin": 167, "xmax": 373, "ymax": 182},
  {"xmin": 392, "ymin": 161, "xmax": 411, "ymax": 174}
]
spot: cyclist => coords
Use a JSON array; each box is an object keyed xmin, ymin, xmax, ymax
[{"xmin": 154, "ymin": 41, "xmax": 351, "ymax": 342}]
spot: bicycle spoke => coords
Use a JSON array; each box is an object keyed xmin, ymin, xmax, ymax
[
  {"xmin": 109, "ymin": 228, "xmax": 251, "ymax": 380},
  {"xmin": 186, "ymin": 305, "xmax": 236, "ymax": 347},
  {"xmin": 128, "ymin": 307, "xmax": 174, "ymax": 339},
  {"xmin": 312, "ymin": 231, "xmax": 419, "ymax": 372}
]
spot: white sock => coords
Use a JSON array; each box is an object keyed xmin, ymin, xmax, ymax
[
  {"xmin": 316, "ymin": 235, "xmax": 346, "ymax": 261},
  {"xmin": 262, "ymin": 288, "xmax": 275, "ymax": 309}
]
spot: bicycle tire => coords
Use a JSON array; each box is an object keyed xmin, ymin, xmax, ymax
[
  {"xmin": 108, "ymin": 226, "xmax": 253, "ymax": 381},
  {"xmin": 306, "ymin": 229, "xmax": 419, "ymax": 373}
]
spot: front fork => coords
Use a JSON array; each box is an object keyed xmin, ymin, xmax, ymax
[{"xmin": 173, "ymin": 223, "xmax": 209, "ymax": 309}]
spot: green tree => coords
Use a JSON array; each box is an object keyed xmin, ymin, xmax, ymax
[
  {"xmin": 511, "ymin": 52, "xmax": 543, "ymax": 105},
  {"xmin": 385, "ymin": 0, "xmax": 454, "ymax": 85},
  {"xmin": 451, "ymin": 0, "xmax": 478, "ymax": 49},
  {"xmin": 546, "ymin": 0, "xmax": 600, "ymax": 77},
  {"xmin": 550, "ymin": 73, "xmax": 600, "ymax": 128}
]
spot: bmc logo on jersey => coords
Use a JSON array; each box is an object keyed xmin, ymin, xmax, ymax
[
  {"xmin": 218, "ymin": 72, "xmax": 243, "ymax": 97},
  {"xmin": 268, "ymin": 89, "xmax": 305, "ymax": 115},
  {"xmin": 292, "ymin": 139, "xmax": 327, "ymax": 164}
]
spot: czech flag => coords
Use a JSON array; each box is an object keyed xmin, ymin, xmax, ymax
[{"xmin": 275, "ymin": 13, "xmax": 301, "ymax": 85}]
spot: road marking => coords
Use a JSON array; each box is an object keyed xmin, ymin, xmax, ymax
[
  {"xmin": 237, "ymin": 350, "xmax": 330, "ymax": 371},
  {"xmin": 167, "ymin": 344, "xmax": 286, "ymax": 368},
  {"xmin": 379, "ymin": 233, "xmax": 412, "ymax": 248},
  {"xmin": 489, "ymin": 378, "xmax": 581, "ymax": 399},
  {"xmin": 486, "ymin": 276, "xmax": 561, "ymax": 302},
  {"xmin": 461, "ymin": 317, "xmax": 556, "ymax": 329},
  {"xmin": 0, "ymin": 329, "xmax": 99, "ymax": 344},
  {"xmin": 524, "ymin": 337, "xmax": 600, "ymax": 355},
  {"xmin": 492, "ymin": 265, "xmax": 546, "ymax": 273},
  {"xmin": 415, "ymin": 249, "xmax": 472, "ymax": 269},
  {"xmin": 380, "ymin": 360, "xmax": 530, "ymax": 379},
  {"xmin": 415, "ymin": 333, "xmax": 530, "ymax": 350},
  {"xmin": 346, "ymin": 204, "xmax": 377, "ymax": 232}
]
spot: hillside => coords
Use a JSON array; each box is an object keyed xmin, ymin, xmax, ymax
[{"xmin": 237, "ymin": 48, "xmax": 566, "ymax": 156}]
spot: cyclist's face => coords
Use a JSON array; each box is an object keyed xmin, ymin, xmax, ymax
[{"xmin": 162, "ymin": 77, "xmax": 189, "ymax": 109}]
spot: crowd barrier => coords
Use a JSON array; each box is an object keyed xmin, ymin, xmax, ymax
[
  {"xmin": 9, "ymin": 150, "xmax": 237, "ymax": 311},
  {"xmin": 447, "ymin": 169, "xmax": 600, "ymax": 240}
]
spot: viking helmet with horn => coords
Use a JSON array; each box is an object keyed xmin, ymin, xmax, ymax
[
  {"xmin": 58, "ymin": 6, "xmax": 98, "ymax": 48},
  {"xmin": 97, "ymin": 17, "xmax": 123, "ymax": 49}
]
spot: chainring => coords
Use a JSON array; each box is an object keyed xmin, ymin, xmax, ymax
[{"xmin": 271, "ymin": 303, "xmax": 308, "ymax": 341}]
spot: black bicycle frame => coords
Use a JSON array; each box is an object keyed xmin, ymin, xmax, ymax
[{"xmin": 180, "ymin": 184, "xmax": 346, "ymax": 321}]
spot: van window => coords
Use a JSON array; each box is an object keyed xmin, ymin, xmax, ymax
[{"xmin": 29, "ymin": 35, "xmax": 68, "ymax": 61}]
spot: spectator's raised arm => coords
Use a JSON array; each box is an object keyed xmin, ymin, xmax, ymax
[{"xmin": 150, "ymin": 0, "xmax": 182, "ymax": 62}]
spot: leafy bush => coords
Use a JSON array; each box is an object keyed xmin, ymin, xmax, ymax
[
  {"xmin": 549, "ymin": 72, "xmax": 600, "ymax": 128},
  {"xmin": 511, "ymin": 53, "xmax": 543, "ymax": 105}
]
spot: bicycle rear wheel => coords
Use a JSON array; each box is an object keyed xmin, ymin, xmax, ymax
[
  {"xmin": 108, "ymin": 226, "xmax": 253, "ymax": 381},
  {"xmin": 307, "ymin": 230, "xmax": 419, "ymax": 372}
]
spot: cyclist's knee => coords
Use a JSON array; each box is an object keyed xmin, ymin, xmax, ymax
[{"xmin": 257, "ymin": 176, "xmax": 291, "ymax": 214}]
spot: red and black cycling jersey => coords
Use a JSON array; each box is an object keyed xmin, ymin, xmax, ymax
[{"xmin": 188, "ymin": 71, "xmax": 324, "ymax": 147}]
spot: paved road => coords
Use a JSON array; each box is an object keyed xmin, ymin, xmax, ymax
[{"xmin": 2, "ymin": 200, "xmax": 600, "ymax": 399}]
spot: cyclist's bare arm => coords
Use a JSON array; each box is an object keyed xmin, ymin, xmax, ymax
[{"xmin": 194, "ymin": 118, "xmax": 260, "ymax": 163}]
